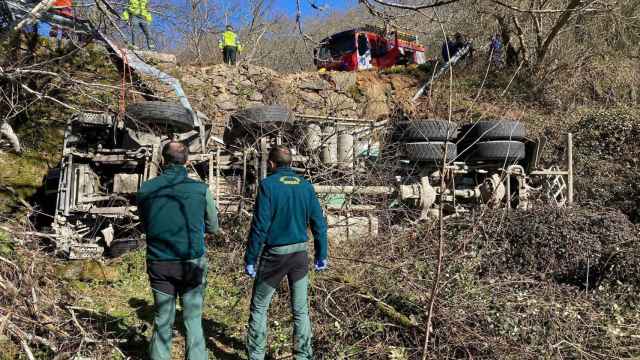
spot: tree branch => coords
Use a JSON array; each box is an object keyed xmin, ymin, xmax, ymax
[{"xmin": 364, "ymin": 0, "xmax": 462, "ymax": 10}]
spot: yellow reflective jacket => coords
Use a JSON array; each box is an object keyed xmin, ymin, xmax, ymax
[
  {"xmin": 122, "ymin": 0, "xmax": 152, "ymax": 23},
  {"xmin": 219, "ymin": 30, "xmax": 242, "ymax": 51}
]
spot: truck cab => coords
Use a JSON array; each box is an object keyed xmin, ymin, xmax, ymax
[{"xmin": 315, "ymin": 25, "xmax": 427, "ymax": 71}]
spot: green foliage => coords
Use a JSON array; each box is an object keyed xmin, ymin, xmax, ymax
[
  {"xmin": 571, "ymin": 107, "xmax": 640, "ymax": 222},
  {"xmin": 0, "ymin": 228, "xmax": 13, "ymax": 257}
]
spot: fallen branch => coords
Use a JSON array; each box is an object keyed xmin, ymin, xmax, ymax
[
  {"xmin": 20, "ymin": 339, "xmax": 36, "ymax": 360},
  {"xmin": 357, "ymin": 293, "xmax": 418, "ymax": 328},
  {"xmin": 329, "ymin": 275, "xmax": 418, "ymax": 328}
]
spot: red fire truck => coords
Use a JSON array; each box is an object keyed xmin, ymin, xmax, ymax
[{"xmin": 314, "ymin": 25, "xmax": 427, "ymax": 71}]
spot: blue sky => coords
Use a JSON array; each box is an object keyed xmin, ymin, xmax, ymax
[
  {"xmin": 39, "ymin": 0, "xmax": 358, "ymax": 43},
  {"xmin": 272, "ymin": 0, "xmax": 356, "ymax": 15}
]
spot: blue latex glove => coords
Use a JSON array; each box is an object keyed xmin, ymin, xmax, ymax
[
  {"xmin": 245, "ymin": 264, "xmax": 256, "ymax": 278},
  {"xmin": 314, "ymin": 259, "xmax": 328, "ymax": 272}
]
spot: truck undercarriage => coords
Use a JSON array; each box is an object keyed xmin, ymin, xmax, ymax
[{"xmin": 46, "ymin": 103, "xmax": 573, "ymax": 259}]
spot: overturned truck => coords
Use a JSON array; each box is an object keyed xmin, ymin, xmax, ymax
[{"xmin": 46, "ymin": 103, "xmax": 574, "ymax": 259}]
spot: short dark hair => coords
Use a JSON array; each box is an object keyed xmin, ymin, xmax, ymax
[
  {"xmin": 162, "ymin": 141, "xmax": 188, "ymax": 165},
  {"xmin": 268, "ymin": 145, "xmax": 292, "ymax": 168}
]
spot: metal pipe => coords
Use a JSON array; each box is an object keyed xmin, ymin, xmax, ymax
[
  {"xmin": 337, "ymin": 128, "xmax": 354, "ymax": 168},
  {"xmin": 313, "ymin": 185, "xmax": 395, "ymax": 195},
  {"xmin": 529, "ymin": 170, "xmax": 569, "ymax": 176},
  {"xmin": 64, "ymin": 154, "xmax": 73, "ymax": 217},
  {"xmin": 304, "ymin": 123, "xmax": 322, "ymax": 152},
  {"xmin": 260, "ymin": 137, "xmax": 268, "ymax": 180},
  {"xmin": 295, "ymin": 113, "xmax": 377, "ymax": 123},
  {"xmin": 567, "ymin": 133, "xmax": 574, "ymax": 205},
  {"xmin": 439, "ymin": 189, "xmax": 479, "ymax": 199},
  {"xmin": 321, "ymin": 125, "xmax": 338, "ymax": 165}
]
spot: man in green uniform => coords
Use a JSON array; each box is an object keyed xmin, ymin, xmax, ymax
[
  {"xmin": 219, "ymin": 25, "xmax": 242, "ymax": 65},
  {"xmin": 122, "ymin": 0, "xmax": 154, "ymax": 50},
  {"xmin": 244, "ymin": 145, "xmax": 328, "ymax": 360},
  {"xmin": 137, "ymin": 141, "xmax": 219, "ymax": 360}
]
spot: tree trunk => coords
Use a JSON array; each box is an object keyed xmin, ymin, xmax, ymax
[
  {"xmin": 536, "ymin": 0, "xmax": 583, "ymax": 66},
  {"xmin": 495, "ymin": 14, "xmax": 518, "ymax": 67}
]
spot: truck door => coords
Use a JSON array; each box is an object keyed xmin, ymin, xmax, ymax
[{"xmin": 357, "ymin": 33, "xmax": 372, "ymax": 70}]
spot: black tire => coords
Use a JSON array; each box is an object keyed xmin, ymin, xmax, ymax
[
  {"xmin": 125, "ymin": 101, "xmax": 195, "ymax": 132},
  {"xmin": 106, "ymin": 238, "xmax": 142, "ymax": 258},
  {"xmin": 396, "ymin": 119, "xmax": 457, "ymax": 141},
  {"xmin": 232, "ymin": 105, "xmax": 294, "ymax": 126},
  {"xmin": 465, "ymin": 120, "xmax": 526, "ymax": 141},
  {"xmin": 405, "ymin": 142, "xmax": 457, "ymax": 162},
  {"xmin": 467, "ymin": 141, "xmax": 525, "ymax": 162},
  {"xmin": 224, "ymin": 105, "xmax": 294, "ymax": 146}
]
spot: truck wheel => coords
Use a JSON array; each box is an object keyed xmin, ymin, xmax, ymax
[
  {"xmin": 125, "ymin": 101, "xmax": 195, "ymax": 132},
  {"xmin": 464, "ymin": 120, "xmax": 526, "ymax": 141},
  {"xmin": 405, "ymin": 142, "xmax": 457, "ymax": 162},
  {"xmin": 396, "ymin": 119, "xmax": 458, "ymax": 141},
  {"xmin": 224, "ymin": 105, "xmax": 294, "ymax": 146},
  {"xmin": 467, "ymin": 141, "xmax": 525, "ymax": 162}
]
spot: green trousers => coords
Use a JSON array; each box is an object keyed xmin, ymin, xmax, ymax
[
  {"xmin": 148, "ymin": 256, "xmax": 208, "ymax": 360},
  {"xmin": 246, "ymin": 243, "xmax": 312, "ymax": 360}
]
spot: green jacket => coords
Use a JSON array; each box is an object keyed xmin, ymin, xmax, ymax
[
  {"xmin": 245, "ymin": 167, "xmax": 328, "ymax": 265},
  {"xmin": 219, "ymin": 30, "xmax": 242, "ymax": 51},
  {"xmin": 122, "ymin": 0, "xmax": 152, "ymax": 23},
  {"xmin": 137, "ymin": 165, "xmax": 218, "ymax": 261}
]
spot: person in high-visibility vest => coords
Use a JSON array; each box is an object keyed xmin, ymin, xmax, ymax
[
  {"xmin": 122, "ymin": 0, "xmax": 154, "ymax": 50},
  {"xmin": 219, "ymin": 25, "xmax": 242, "ymax": 65}
]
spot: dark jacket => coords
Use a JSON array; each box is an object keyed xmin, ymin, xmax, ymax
[
  {"xmin": 137, "ymin": 165, "xmax": 219, "ymax": 261},
  {"xmin": 245, "ymin": 167, "xmax": 328, "ymax": 265},
  {"xmin": 442, "ymin": 41, "xmax": 454, "ymax": 62}
]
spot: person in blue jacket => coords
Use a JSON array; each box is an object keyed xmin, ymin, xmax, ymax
[{"xmin": 244, "ymin": 145, "xmax": 328, "ymax": 360}]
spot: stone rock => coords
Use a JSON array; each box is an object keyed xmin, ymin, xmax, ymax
[
  {"xmin": 296, "ymin": 107, "xmax": 322, "ymax": 116},
  {"xmin": 255, "ymin": 80, "xmax": 270, "ymax": 91},
  {"xmin": 245, "ymin": 101, "xmax": 264, "ymax": 108},
  {"xmin": 340, "ymin": 109, "xmax": 359, "ymax": 118},
  {"xmin": 216, "ymin": 93, "xmax": 234, "ymax": 103},
  {"xmin": 389, "ymin": 75, "xmax": 415, "ymax": 91},
  {"xmin": 326, "ymin": 92, "xmax": 357, "ymax": 111},
  {"xmin": 209, "ymin": 86, "xmax": 221, "ymax": 96},
  {"xmin": 249, "ymin": 91, "xmax": 264, "ymax": 102},
  {"xmin": 182, "ymin": 74, "xmax": 206, "ymax": 87},
  {"xmin": 228, "ymin": 85, "xmax": 240, "ymax": 95},
  {"xmin": 299, "ymin": 78, "xmax": 331, "ymax": 91},
  {"xmin": 239, "ymin": 79, "xmax": 253, "ymax": 87},
  {"xmin": 248, "ymin": 66, "xmax": 265, "ymax": 78},
  {"xmin": 280, "ymin": 93, "xmax": 300, "ymax": 109},
  {"xmin": 300, "ymin": 91, "xmax": 324, "ymax": 105},
  {"xmin": 364, "ymin": 100, "xmax": 390, "ymax": 119},
  {"xmin": 218, "ymin": 101, "xmax": 238, "ymax": 111},
  {"xmin": 325, "ymin": 71, "xmax": 357, "ymax": 91},
  {"xmin": 359, "ymin": 75, "xmax": 391, "ymax": 119}
]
